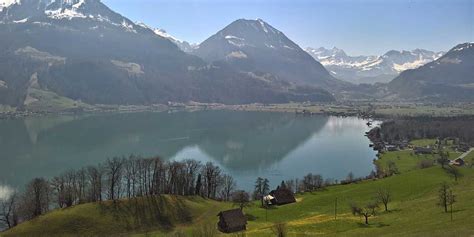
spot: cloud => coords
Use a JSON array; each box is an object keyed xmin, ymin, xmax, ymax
[{"xmin": 0, "ymin": 185, "xmax": 13, "ymax": 201}]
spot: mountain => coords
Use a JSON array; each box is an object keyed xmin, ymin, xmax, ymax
[
  {"xmin": 306, "ymin": 47, "xmax": 444, "ymax": 84},
  {"xmin": 193, "ymin": 19, "xmax": 348, "ymax": 91},
  {"xmin": 0, "ymin": 1, "xmax": 335, "ymax": 109},
  {"xmin": 388, "ymin": 43, "xmax": 474, "ymax": 101},
  {"xmin": 135, "ymin": 23, "xmax": 197, "ymax": 53}
]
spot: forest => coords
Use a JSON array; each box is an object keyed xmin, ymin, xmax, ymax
[{"xmin": 379, "ymin": 116, "xmax": 474, "ymax": 145}]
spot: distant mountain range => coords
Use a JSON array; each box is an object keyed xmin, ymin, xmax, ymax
[
  {"xmin": 388, "ymin": 43, "xmax": 474, "ymax": 101},
  {"xmin": 0, "ymin": 0, "xmax": 335, "ymax": 109},
  {"xmin": 306, "ymin": 47, "xmax": 444, "ymax": 84},
  {"xmin": 0, "ymin": 0, "xmax": 472, "ymax": 108}
]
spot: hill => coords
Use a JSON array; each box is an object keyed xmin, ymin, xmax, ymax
[
  {"xmin": 3, "ymin": 147, "xmax": 474, "ymax": 236},
  {"xmin": 388, "ymin": 43, "xmax": 474, "ymax": 101}
]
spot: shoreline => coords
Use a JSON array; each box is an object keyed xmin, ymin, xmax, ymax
[{"xmin": 2, "ymin": 101, "xmax": 474, "ymax": 120}]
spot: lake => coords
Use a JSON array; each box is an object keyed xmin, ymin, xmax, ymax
[{"xmin": 0, "ymin": 111, "xmax": 377, "ymax": 193}]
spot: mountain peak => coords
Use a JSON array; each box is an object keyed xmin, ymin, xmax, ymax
[
  {"xmin": 193, "ymin": 18, "xmax": 339, "ymax": 88},
  {"xmin": 451, "ymin": 42, "xmax": 474, "ymax": 52}
]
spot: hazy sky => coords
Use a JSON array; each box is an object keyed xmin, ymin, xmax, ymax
[{"xmin": 102, "ymin": 0, "xmax": 473, "ymax": 56}]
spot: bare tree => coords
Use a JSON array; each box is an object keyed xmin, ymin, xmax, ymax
[
  {"xmin": 375, "ymin": 188, "xmax": 391, "ymax": 212},
  {"xmin": 350, "ymin": 201, "xmax": 378, "ymax": 225},
  {"xmin": 438, "ymin": 182, "xmax": 455, "ymax": 213},
  {"xmin": 104, "ymin": 157, "xmax": 124, "ymax": 200},
  {"xmin": 203, "ymin": 162, "xmax": 221, "ymax": 199},
  {"xmin": 0, "ymin": 192, "xmax": 17, "ymax": 229},
  {"xmin": 86, "ymin": 165, "xmax": 103, "ymax": 202},
  {"xmin": 437, "ymin": 152, "xmax": 450, "ymax": 168},
  {"xmin": 271, "ymin": 222, "xmax": 287, "ymax": 237},
  {"xmin": 22, "ymin": 178, "xmax": 50, "ymax": 219},
  {"xmin": 445, "ymin": 165, "xmax": 462, "ymax": 181},
  {"xmin": 232, "ymin": 190, "xmax": 251, "ymax": 211},
  {"xmin": 220, "ymin": 174, "xmax": 236, "ymax": 201}
]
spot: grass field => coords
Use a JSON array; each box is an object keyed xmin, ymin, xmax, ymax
[{"xmin": 3, "ymin": 148, "xmax": 474, "ymax": 237}]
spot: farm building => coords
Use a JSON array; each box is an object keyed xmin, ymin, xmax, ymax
[
  {"xmin": 217, "ymin": 209, "xmax": 247, "ymax": 233},
  {"xmin": 450, "ymin": 158, "xmax": 465, "ymax": 166},
  {"xmin": 269, "ymin": 188, "xmax": 296, "ymax": 205},
  {"xmin": 414, "ymin": 147, "xmax": 434, "ymax": 155}
]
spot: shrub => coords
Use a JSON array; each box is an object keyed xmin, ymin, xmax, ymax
[{"xmin": 418, "ymin": 160, "xmax": 434, "ymax": 169}]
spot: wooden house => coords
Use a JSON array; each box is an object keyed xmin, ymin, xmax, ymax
[
  {"xmin": 217, "ymin": 209, "xmax": 247, "ymax": 233},
  {"xmin": 269, "ymin": 188, "xmax": 296, "ymax": 205}
]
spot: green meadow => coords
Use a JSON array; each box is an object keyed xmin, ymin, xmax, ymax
[{"xmin": 3, "ymin": 141, "xmax": 474, "ymax": 237}]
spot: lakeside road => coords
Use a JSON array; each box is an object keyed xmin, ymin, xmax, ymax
[{"xmin": 458, "ymin": 148, "xmax": 474, "ymax": 160}]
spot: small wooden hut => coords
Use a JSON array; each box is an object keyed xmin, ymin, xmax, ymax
[{"xmin": 217, "ymin": 208, "xmax": 247, "ymax": 233}]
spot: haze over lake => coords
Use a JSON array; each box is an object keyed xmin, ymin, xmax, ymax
[{"xmin": 0, "ymin": 111, "xmax": 377, "ymax": 191}]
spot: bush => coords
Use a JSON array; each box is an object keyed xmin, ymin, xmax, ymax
[{"xmin": 418, "ymin": 160, "xmax": 434, "ymax": 169}]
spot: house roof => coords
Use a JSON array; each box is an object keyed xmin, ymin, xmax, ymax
[
  {"xmin": 218, "ymin": 209, "xmax": 247, "ymax": 229},
  {"xmin": 270, "ymin": 188, "xmax": 296, "ymax": 204}
]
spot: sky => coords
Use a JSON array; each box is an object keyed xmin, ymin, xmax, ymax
[{"xmin": 102, "ymin": 0, "xmax": 473, "ymax": 56}]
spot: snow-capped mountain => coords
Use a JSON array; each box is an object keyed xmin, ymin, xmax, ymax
[
  {"xmin": 306, "ymin": 47, "xmax": 444, "ymax": 84},
  {"xmin": 388, "ymin": 42, "xmax": 474, "ymax": 101},
  {"xmin": 135, "ymin": 23, "xmax": 197, "ymax": 53},
  {"xmin": 193, "ymin": 19, "xmax": 348, "ymax": 90},
  {"xmin": 0, "ymin": 1, "xmax": 335, "ymax": 107},
  {"xmin": 152, "ymin": 28, "xmax": 197, "ymax": 53}
]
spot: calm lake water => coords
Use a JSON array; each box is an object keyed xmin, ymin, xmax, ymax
[{"xmin": 0, "ymin": 111, "xmax": 377, "ymax": 193}]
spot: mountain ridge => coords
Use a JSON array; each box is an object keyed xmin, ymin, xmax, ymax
[
  {"xmin": 0, "ymin": 1, "xmax": 335, "ymax": 108},
  {"xmin": 306, "ymin": 47, "xmax": 444, "ymax": 84},
  {"xmin": 192, "ymin": 18, "xmax": 349, "ymax": 91},
  {"xmin": 387, "ymin": 42, "xmax": 474, "ymax": 101}
]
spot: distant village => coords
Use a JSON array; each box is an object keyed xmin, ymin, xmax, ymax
[{"xmin": 366, "ymin": 127, "xmax": 471, "ymax": 167}]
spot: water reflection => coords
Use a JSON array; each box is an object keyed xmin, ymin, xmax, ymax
[{"xmin": 0, "ymin": 111, "xmax": 376, "ymax": 190}]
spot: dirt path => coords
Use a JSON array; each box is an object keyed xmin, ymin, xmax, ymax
[{"xmin": 458, "ymin": 148, "xmax": 474, "ymax": 160}]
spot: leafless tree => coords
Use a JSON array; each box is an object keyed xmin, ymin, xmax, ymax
[
  {"xmin": 438, "ymin": 182, "xmax": 456, "ymax": 213},
  {"xmin": 232, "ymin": 190, "xmax": 251, "ymax": 211},
  {"xmin": 86, "ymin": 165, "xmax": 103, "ymax": 202},
  {"xmin": 220, "ymin": 174, "xmax": 236, "ymax": 201},
  {"xmin": 350, "ymin": 201, "xmax": 378, "ymax": 225},
  {"xmin": 445, "ymin": 165, "xmax": 462, "ymax": 181},
  {"xmin": 104, "ymin": 157, "xmax": 124, "ymax": 200},
  {"xmin": 21, "ymin": 178, "xmax": 50, "ymax": 219},
  {"xmin": 375, "ymin": 187, "xmax": 391, "ymax": 211},
  {"xmin": 0, "ymin": 191, "xmax": 17, "ymax": 229},
  {"xmin": 203, "ymin": 162, "xmax": 221, "ymax": 199},
  {"xmin": 271, "ymin": 222, "xmax": 287, "ymax": 237}
]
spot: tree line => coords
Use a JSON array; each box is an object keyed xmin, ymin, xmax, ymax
[
  {"xmin": 0, "ymin": 155, "xmax": 237, "ymax": 230},
  {"xmin": 380, "ymin": 117, "xmax": 474, "ymax": 145}
]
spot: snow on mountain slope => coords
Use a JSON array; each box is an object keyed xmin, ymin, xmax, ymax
[
  {"xmin": 134, "ymin": 22, "xmax": 197, "ymax": 53},
  {"xmin": 193, "ymin": 18, "xmax": 345, "ymax": 89},
  {"xmin": 0, "ymin": 0, "xmax": 19, "ymax": 9},
  {"xmin": 306, "ymin": 47, "xmax": 444, "ymax": 84}
]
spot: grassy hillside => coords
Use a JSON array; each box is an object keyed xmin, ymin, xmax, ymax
[{"xmin": 3, "ymin": 150, "xmax": 474, "ymax": 237}]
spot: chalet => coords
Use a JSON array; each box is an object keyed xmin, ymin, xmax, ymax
[
  {"xmin": 263, "ymin": 195, "xmax": 275, "ymax": 205},
  {"xmin": 414, "ymin": 147, "xmax": 433, "ymax": 155},
  {"xmin": 450, "ymin": 158, "xmax": 465, "ymax": 166},
  {"xmin": 386, "ymin": 145, "xmax": 398, "ymax": 152},
  {"xmin": 217, "ymin": 209, "xmax": 247, "ymax": 233},
  {"xmin": 269, "ymin": 188, "xmax": 296, "ymax": 205}
]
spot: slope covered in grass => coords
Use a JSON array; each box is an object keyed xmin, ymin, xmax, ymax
[
  {"xmin": 2, "ymin": 196, "xmax": 231, "ymax": 237},
  {"xmin": 3, "ymin": 152, "xmax": 474, "ymax": 237}
]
